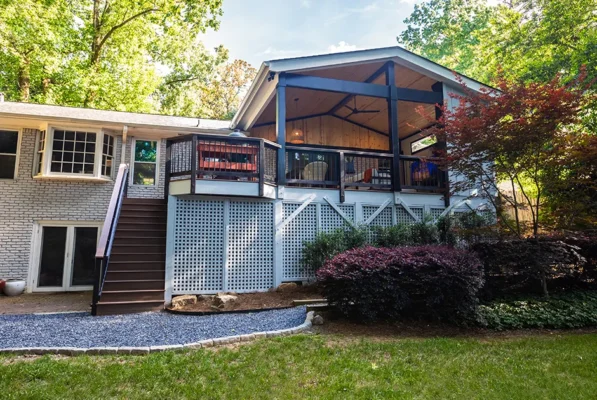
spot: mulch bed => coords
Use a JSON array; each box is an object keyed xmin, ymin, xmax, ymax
[{"xmin": 169, "ymin": 285, "xmax": 322, "ymax": 313}]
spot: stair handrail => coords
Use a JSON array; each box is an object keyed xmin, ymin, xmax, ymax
[{"xmin": 92, "ymin": 163, "xmax": 129, "ymax": 315}]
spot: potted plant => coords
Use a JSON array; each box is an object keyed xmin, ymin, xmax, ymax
[{"xmin": 3, "ymin": 279, "xmax": 26, "ymax": 296}]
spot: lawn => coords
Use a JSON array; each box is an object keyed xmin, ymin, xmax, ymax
[{"xmin": 1, "ymin": 333, "xmax": 596, "ymax": 399}]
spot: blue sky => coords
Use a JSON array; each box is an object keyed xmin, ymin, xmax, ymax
[{"xmin": 201, "ymin": 0, "xmax": 424, "ymax": 68}]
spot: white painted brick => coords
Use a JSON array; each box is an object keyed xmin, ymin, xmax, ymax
[{"xmin": 0, "ymin": 129, "xmax": 166, "ymax": 280}]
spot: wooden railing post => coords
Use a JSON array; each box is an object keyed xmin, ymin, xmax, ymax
[
  {"xmin": 276, "ymin": 74, "xmax": 287, "ymax": 186},
  {"xmin": 259, "ymin": 139, "xmax": 265, "ymax": 197},
  {"xmin": 339, "ymin": 151, "xmax": 345, "ymax": 203},
  {"xmin": 190, "ymin": 134, "xmax": 197, "ymax": 195},
  {"xmin": 164, "ymin": 140, "xmax": 171, "ymax": 199}
]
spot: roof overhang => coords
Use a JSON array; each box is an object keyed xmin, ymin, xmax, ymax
[{"xmin": 231, "ymin": 46, "xmax": 492, "ymax": 131}]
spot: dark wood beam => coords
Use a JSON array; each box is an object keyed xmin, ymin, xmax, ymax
[
  {"xmin": 252, "ymin": 112, "xmax": 329, "ymax": 128},
  {"xmin": 387, "ymin": 62, "xmax": 401, "ymax": 192},
  {"xmin": 276, "ymin": 74, "xmax": 287, "ymax": 185},
  {"xmin": 284, "ymin": 73, "xmax": 389, "ymax": 98},
  {"xmin": 431, "ymin": 81, "xmax": 449, "ymax": 207},
  {"xmin": 327, "ymin": 61, "xmax": 391, "ymax": 115},
  {"xmin": 391, "ymin": 86, "xmax": 443, "ymax": 104},
  {"xmin": 329, "ymin": 114, "xmax": 388, "ymax": 137}
]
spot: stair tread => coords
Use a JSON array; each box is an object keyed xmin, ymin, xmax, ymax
[
  {"xmin": 110, "ymin": 260, "xmax": 164, "ymax": 264},
  {"xmin": 107, "ymin": 269, "xmax": 165, "ymax": 273},
  {"xmin": 111, "ymin": 252, "xmax": 166, "ymax": 254},
  {"xmin": 97, "ymin": 300, "xmax": 164, "ymax": 305},
  {"xmin": 102, "ymin": 289, "xmax": 165, "ymax": 293},
  {"xmin": 118, "ymin": 221, "xmax": 167, "ymax": 225},
  {"xmin": 104, "ymin": 279, "xmax": 164, "ymax": 283}
]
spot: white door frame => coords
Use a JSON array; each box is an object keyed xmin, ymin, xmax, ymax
[{"xmin": 28, "ymin": 221, "xmax": 102, "ymax": 293}]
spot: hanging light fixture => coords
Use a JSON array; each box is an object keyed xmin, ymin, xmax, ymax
[{"xmin": 289, "ymin": 98, "xmax": 305, "ymax": 144}]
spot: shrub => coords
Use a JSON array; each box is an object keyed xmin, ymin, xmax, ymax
[
  {"xmin": 316, "ymin": 246, "xmax": 484, "ymax": 323},
  {"xmin": 372, "ymin": 224, "xmax": 411, "ymax": 247},
  {"xmin": 472, "ymin": 238, "xmax": 585, "ymax": 299},
  {"xmin": 302, "ymin": 227, "xmax": 368, "ymax": 272},
  {"xmin": 478, "ymin": 291, "xmax": 597, "ymax": 330}
]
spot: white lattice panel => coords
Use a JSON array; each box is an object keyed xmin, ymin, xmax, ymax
[
  {"xmin": 282, "ymin": 202, "xmax": 318, "ymax": 280},
  {"xmin": 396, "ymin": 205, "xmax": 416, "ymax": 224},
  {"xmin": 321, "ymin": 204, "xmax": 355, "ymax": 232},
  {"xmin": 363, "ymin": 205, "xmax": 393, "ymax": 227},
  {"xmin": 429, "ymin": 208, "xmax": 445, "ymax": 221},
  {"xmin": 173, "ymin": 199, "xmax": 224, "ymax": 293},
  {"xmin": 411, "ymin": 207, "xmax": 424, "ymax": 221},
  {"xmin": 227, "ymin": 201, "xmax": 274, "ymax": 292}
]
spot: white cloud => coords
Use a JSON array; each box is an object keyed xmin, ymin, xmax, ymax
[
  {"xmin": 327, "ymin": 41, "xmax": 358, "ymax": 53},
  {"xmin": 300, "ymin": 0, "xmax": 312, "ymax": 8}
]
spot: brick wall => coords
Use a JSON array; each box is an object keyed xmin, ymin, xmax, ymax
[{"xmin": 0, "ymin": 129, "xmax": 165, "ymax": 281}]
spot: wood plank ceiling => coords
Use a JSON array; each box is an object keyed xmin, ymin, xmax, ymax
[{"xmin": 253, "ymin": 61, "xmax": 439, "ymax": 138}]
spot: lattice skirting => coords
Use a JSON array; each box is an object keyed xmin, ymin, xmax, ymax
[
  {"xmin": 171, "ymin": 197, "xmax": 449, "ymax": 293},
  {"xmin": 173, "ymin": 198, "xmax": 274, "ymax": 294}
]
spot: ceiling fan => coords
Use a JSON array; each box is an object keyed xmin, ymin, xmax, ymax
[{"xmin": 343, "ymin": 97, "xmax": 381, "ymax": 118}]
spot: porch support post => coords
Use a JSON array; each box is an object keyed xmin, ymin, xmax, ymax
[
  {"xmin": 387, "ymin": 62, "xmax": 401, "ymax": 192},
  {"xmin": 432, "ymin": 81, "xmax": 449, "ymax": 207},
  {"xmin": 276, "ymin": 74, "xmax": 287, "ymax": 186}
]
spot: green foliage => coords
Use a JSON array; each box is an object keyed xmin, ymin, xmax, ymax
[
  {"xmin": 0, "ymin": 0, "xmax": 252, "ymax": 118},
  {"xmin": 301, "ymin": 226, "xmax": 369, "ymax": 272},
  {"xmin": 479, "ymin": 291, "xmax": 597, "ymax": 330},
  {"xmin": 303, "ymin": 212, "xmax": 496, "ymax": 272}
]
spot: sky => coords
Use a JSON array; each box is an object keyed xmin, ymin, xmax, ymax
[{"xmin": 201, "ymin": 0, "xmax": 425, "ymax": 68}]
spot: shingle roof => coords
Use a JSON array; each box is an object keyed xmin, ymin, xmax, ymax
[{"xmin": 0, "ymin": 101, "xmax": 232, "ymax": 131}]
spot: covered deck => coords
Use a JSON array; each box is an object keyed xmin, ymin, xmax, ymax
[{"xmin": 166, "ymin": 56, "xmax": 449, "ymax": 203}]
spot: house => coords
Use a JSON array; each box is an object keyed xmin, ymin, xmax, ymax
[{"xmin": 0, "ymin": 47, "xmax": 490, "ymax": 315}]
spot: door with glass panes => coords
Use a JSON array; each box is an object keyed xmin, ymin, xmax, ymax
[{"xmin": 33, "ymin": 224, "xmax": 100, "ymax": 291}]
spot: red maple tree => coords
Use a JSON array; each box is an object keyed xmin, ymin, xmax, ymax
[{"xmin": 424, "ymin": 69, "xmax": 594, "ymax": 236}]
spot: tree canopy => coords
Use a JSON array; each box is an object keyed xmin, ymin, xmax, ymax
[
  {"xmin": 399, "ymin": 0, "xmax": 597, "ymax": 84},
  {"xmin": 0, "ymin": 0, "xmax": 253, "ymax": 119}
]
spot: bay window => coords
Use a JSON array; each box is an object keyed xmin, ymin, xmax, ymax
[{"xmin": 35, "ymin": 127, "xmax": 114, "ymax": 180}]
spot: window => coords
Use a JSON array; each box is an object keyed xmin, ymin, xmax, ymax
[
  {"xmin": 0, "ymin": 129, "xmax": 20, "ymax": 179},
  {"xmin": 50, "ymin": 129, "xmax": 96, "ymax": 174},
  {"xmin": 35, "ymin": 127, "xmax": 115, "ymax": 179},
  {"xmin": 132, "ymin": 139, "xmax": 158, "ymax": 185},
  {"xmin": 101, "ymin": 134, "xmax": 114, "ymax": 177},
  {"xmin": 411, "ymin": 134, "xmax": 438, "ymax": 154}
]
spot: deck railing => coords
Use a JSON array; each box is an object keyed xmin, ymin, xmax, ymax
[
  {"xmin": 165, "ymin": 135, "xmax": 446, "ymax": 199},
  {"xmin": 166, "ymin": 134, "xmax": 280, "ymax": 196},
  {"xmin": 92, "ymin": 163, "xmax": 128, "ymax": 316},
  {"xmin": 399, "ymin": 155, "xmax": 446, "ymax": 192},
  {"xmin": 285, "ymin": 146, "xmax": 394, "ymax": 202}
]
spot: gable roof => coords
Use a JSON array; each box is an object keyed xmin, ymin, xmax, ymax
[{"xmin": 231, "ymin": 45, "xmax": 492, "ymax": 130}]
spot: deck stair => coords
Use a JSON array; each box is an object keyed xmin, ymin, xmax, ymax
[{"xmin": 95, "ymin": 198, "xmax": 167, "ymax": 315}]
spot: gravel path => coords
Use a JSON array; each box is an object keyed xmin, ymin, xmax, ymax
[{"xmin": 0, "ymin": 307, "xmax": 306, "ymax": 349}]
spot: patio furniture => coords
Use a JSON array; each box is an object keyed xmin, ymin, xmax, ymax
[{"xmin": 302, "ymin": 161, "xmax": 328, "ymax": 182}]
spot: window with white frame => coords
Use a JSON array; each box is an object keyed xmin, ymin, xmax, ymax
[
  {"xmin": 131, "ymin": 139, "xmax": 158, "ymax": 185},
  {"xmin": 35, "ymin": 127, "xmax": 115, "ymax": 179},
  {"xmin": 0, "ymin": 129, "xmax": 20, "ymax": 179}
]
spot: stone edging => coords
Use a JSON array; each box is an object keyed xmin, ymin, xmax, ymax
[{"xmin": 0, "ymin": 311, "xmax": 314, "ymax": 356}]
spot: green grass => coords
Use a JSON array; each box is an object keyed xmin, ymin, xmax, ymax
[{"xmin": 1, "ymin": 334, "xmax": 596, "ymax": 399}]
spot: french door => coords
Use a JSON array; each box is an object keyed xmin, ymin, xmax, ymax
[{"xmin": 31, "ymin": 223, "xmax": 100, "ymax": 292}]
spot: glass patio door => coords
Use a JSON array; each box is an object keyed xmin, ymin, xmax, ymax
[{"xmin": 35, "ymin": 225, "xmax": 99, "ymax": 291}]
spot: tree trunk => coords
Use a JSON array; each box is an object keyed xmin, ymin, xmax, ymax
[{"xmin": 18, "ymin": 58, "xmax": 31, "ymax": 102}]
